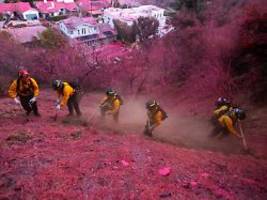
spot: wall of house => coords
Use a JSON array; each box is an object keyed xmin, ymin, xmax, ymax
[
  {"xmin": 72, "ymin": 24, "xmax": 98, "ymax": 38},
  {"xmin": 59, "ymin": 23, "xmax": 99, "ymax": 39},
  {"xmin": 103, "ymin": 14, "xmax": 115, "ymax": 28},
  {"xmin": 151, "ymin": 9, "xmax": 166, "ymax": 27},
  {"xmin": 104, "ymin": 8, "xmax": 166, "ymax": 29},
  {"xmin": 22, "ymin": 10, "xmax": 39, "ymax": 20},
  {"xmin": 59, "ymin": 22, "xmax": 74, "ymax": 38}
]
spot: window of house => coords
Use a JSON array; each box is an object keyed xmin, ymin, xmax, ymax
[
  {"xmin": 82, "ymin": 28, "xmax": 86, "ymax": 35},
  {"xmin": 78, "ymin": 30, "xmax": 80, "ymax": 35}
]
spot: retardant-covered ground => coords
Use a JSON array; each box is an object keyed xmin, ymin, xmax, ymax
[{"xmin": 0, "ymin": 91, "xmax": 267, "ymax": 200}]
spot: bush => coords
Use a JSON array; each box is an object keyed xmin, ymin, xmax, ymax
[
  {"xmin": 113, "ymin": 20, "xmax": 137, "ymax": 43},
  {"xmin": 48, "ymin": 15, "xmax": 68, "ymax": 22},
  {"xmin": 38, "ymin": 28, "xmax": 67, "ymax": 49},
  {"xmin": 135, "ymin": 17, "xmax": 159, "ymax": 42}
]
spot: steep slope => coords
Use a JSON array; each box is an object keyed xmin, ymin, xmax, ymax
[{"xmin": 0, "ymin": 91, "xmax": 267, "ymax": 199}]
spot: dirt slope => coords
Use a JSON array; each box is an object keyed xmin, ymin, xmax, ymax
[{"xmin": 0, "ymin": 91, "xmax": 267, "ymax": 199}]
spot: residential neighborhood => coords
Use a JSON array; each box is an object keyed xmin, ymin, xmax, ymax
[
  {"xmin": 1, "ymin": 1, "xmax": 266, "ymax": 199},
  {"xmin": 35, "ymin": 0, "xmax": 78, "ymax": 19},
  {"xmin": 0, "ymin": 0, "xmax": 172, "ymax": 48},
  {"xmin": 0, "ymin": 2, "xmax": 39, "ymax": 20}
]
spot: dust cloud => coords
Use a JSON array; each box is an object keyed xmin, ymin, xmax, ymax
[{"xmin": 79, "ymin": 93, "xmax": 244, "ymax": 154}]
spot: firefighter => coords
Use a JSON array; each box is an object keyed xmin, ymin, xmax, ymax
[
  {"xmin": 144, "ymin": 100, "xmax": 167, "ymax": 137},
  {"xmin": 210, "ymin": 107, "xmax": 246, "ymax": 139},
  {"xmin": 52, "ymin": 80, "xmax": 82, "ymax": 117},
  {"xmin": 210, "ymin": 97, "xmax": 232, "ymax": 126},
  {"xmin": 99, "ymin": 89, "xmax": 122, "ymax": 122},
  {"xmin": 213, "ymin": 97, "xmax": 232, "ymax": 118},
  {"xmin": 8, "ymin": 69, "xmax": 40, "ymax": 116}
]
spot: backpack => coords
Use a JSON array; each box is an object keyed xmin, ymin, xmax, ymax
[
  {"xmin": 116, "ymin": 94, "xmax": 124, "ymax": 105},
  {"xmin": 16, "ymin": 78, "xmax": 34, "ymax": 95},
  {"xmin": 64, "ymin": 80, "xmax": 81, "ymax": 93},
  {"xmin": 159, "ymin": 107, "xmax": 168, "ymax": 120}
]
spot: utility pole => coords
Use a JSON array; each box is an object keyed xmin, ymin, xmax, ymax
[{"xmin": 90, "ymin": 0, "xmax": 93, "ymax": 17}]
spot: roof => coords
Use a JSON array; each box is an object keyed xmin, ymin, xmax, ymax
[
  {"xmin": 61, "ymin": 16, "xmax": 97, "ymax": 30},
  {"xmin": 6, "ymin": 25, "xmax": 46, "ymax": 43},
  {"xmin": 35, "ymin": 1, "xmax": 77, "ymax": 14},
  {"xmin": 77, "ymin": 0, "xmax": 109, "ymax": 12},
  {"xmin": 60, "ymin": 17, "xmax": 116, "ymax": 41},
  {"xmin": 98, "ymin": 23, "xmax": 116, "ymax": 34},
  {"xmin": 0, "ymin": 2, "xmax": 37, "ymax": 13},
  {"xmin": 98, "ymin": 23, "xmax": 117, "ymax": 39},
  {"xmin": 77, "ymin": 0, "xmax": 109, "ymax": 6},
  {"xmin": 0, "ymin": 3, "xmax": 11, "ymax": 13},
  {"xmin": 104, "ymin": 5, "xmax": 165, "ymax": 23}
]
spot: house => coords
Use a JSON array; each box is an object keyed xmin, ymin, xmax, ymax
[
  {"xmin": 56, "ymin": 0, "xmax": 75, "ymax": 3},
  {"xmin": 35, "ymin": 0, "xmax": 78, "ymax": 19},
  {"xmin": 3, "ymin": 20, "xmax": 42, "ymax": 29},
  {"xmin": 0, "ymin": 2, "xmax": 39, "ymax": 20},
  {"xmin": 58, "ymin": 16, "xmax": 116, "ymax": 45},
  {"xmin": 77, "ymin": 0, "xmax": 110, "ymax": 16},
  {"xmin": 103, "ymin": 5, "xmax": 166, "ymax": 28},
  {"xmin": 5, "ymin": 25, "xmax": 46, "ymax": 45}
]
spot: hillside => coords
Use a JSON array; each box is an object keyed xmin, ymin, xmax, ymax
[{"xmin": 0, "ymin": 91, "xmax": 267, "ymax": 199}]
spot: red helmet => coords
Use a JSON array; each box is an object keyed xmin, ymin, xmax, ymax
[{"xmin": 18, "ymin": 69, "xmax": 29, "ymax": 78}]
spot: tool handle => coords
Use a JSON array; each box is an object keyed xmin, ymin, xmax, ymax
[{"xmin": 238, "ymin": 120, "xmax": 248, "ymax": 151}]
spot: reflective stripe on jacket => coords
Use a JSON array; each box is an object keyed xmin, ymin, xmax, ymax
[{"xmin": 57, "ymin": 82, "xmax": 75, "ymax": 107}]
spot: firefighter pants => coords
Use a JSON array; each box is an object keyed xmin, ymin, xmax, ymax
[
  {"xmin": 67, "ymin": 93, "xmax": 81, "ymax": 116},
  {"xmin": 19, "ymin": 95, "xmax": 39, "ymax": 116},
  {"xmin": 210, "ymin": 121, "xmax": 229, "ymax": 138},
  {"xmin": 101, "ymin": 107, "xmax": 119, "ymax": 122}
]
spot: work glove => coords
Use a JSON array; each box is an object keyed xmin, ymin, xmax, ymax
[
  {"xmin": 29, "ymin": 97, "xmax": 37, "ymax": 104},
  {"xmin": 14, "ymin": 97, "xmax": 21, "ymax": 105},
  {"xmin": 56, "ymin": 104, "xmax": 61, "ymax": 110}
]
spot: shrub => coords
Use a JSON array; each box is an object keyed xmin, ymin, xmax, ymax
[{"xmin": 38, "ymin": 28, "xmax": 67, "ymax": 49}]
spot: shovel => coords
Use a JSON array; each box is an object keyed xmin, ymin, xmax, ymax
[
  {"xmin": 238, "ymin": 120, "xmax": 248, "ymax": 151},
  {"xmin": 88, "ymin": 109, "xmax": 99, "ymax": 125},
  {"xmin": 53, "ymin": 102, "xmax": 60, "ymax": 121},
  {"xmin": 54, "ymin": 109, "xmax": 58, "ymax": 121}
]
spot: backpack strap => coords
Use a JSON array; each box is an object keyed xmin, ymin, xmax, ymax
[
  {"xmin": 59, "ymin": 82, "xmax": 66, "ymax": 95},
  {"xmin": 16, "ymin": 78, "xmax": 21, "ymax": 93},
  {"xmin": 226, "ymin": 109, "xmax": 237, "ymax": 124},
  {"xmin": 16, "ymin": 78, "xmax": 34, "ymax": 96}
]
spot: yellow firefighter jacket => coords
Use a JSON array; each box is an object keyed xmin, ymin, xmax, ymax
[
  {"xmin": 213, "ymin": 105, "xmax": 230, "ymax": 118},
  {"xmin": 57, "ymin": 82, "xmax": 75, "ymax": 107},
  {"xmin": 100, "ymin": 96, "xmax": 121, "ymax": 114},
  {"xmin": 218, "ymin": 113, "xmax": 239, "ymax": 137},
  {"xmin": 148, "ymin": 109, "xmax": 163, "ymax": 126},
  {"xmin": 8, "ymin": 78, "xmax": 39, "ymax": 98}
]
